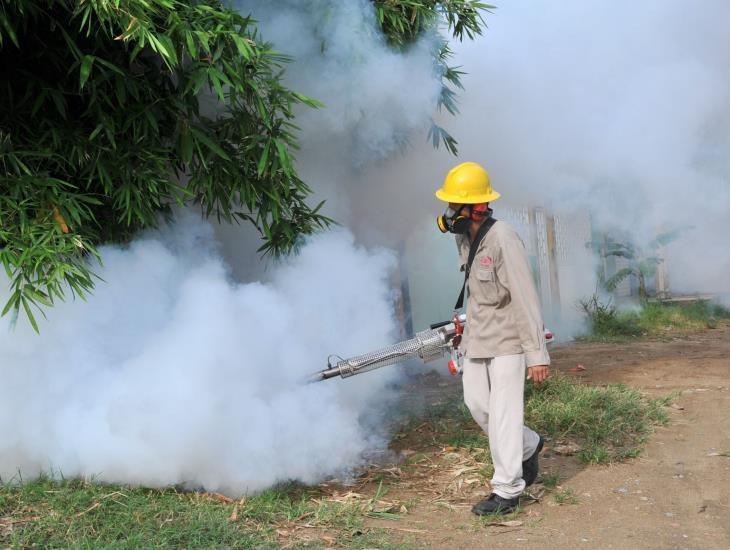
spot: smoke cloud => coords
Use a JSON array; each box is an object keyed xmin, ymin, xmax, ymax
[
  {"xmin": 0, "ymin": 217, "xmax": 400, "ymax": 493},
  {"xmin": 2, "ymin": 0, "xmax": 446, "ymax": 493},
  {"xmin": 229, "ymin": 0, "xmax": 441, "ymax": 228},
  {"xmin": 358, "ymin": 0, "xmax": 730, "ymax": 297},
  {"xmin": 237, "ymin": 0, "xmax": 439, "ymax": 164},
  {"xmin": 8, "ymin": 0, "xmax": 727, "ymax": 494},
  {"xmin": 218, "ymin": 0, "xmax": 445, "ymax": 278}
]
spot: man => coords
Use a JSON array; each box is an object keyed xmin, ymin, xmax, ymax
[{"xmin": 435, "ymin": 161, "xmax": 550, "ymax": 515}]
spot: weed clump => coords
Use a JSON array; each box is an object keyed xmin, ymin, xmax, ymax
[
  {"xmin": 579, "ymin": 295, "xmax": 642, "ymax": 340},
  {"xmin": 525, "ymin": 373, "xmax": 671, "ymax": 464}
]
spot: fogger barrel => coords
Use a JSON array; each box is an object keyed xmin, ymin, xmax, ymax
[{"xmin": 309, "ymin": 314, "xmax": 466, "ymax": 382}]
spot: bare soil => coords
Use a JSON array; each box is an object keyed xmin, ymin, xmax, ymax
[{"xmin": 353, "ymin": 323, "xmax": 730, "ymax": 549}]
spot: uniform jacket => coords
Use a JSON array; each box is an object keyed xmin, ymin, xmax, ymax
[{"xmin": 456, "ymin": 220, "xmax": 550, "ymax": 367}]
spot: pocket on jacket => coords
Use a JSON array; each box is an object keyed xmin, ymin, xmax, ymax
[
  {"xmin": 476, "ymin": 268, "xmax": 494, "ymax": 282},
  {"xmin": 475, "ymin": 268, "xmax": 500, "ymax": 304}
]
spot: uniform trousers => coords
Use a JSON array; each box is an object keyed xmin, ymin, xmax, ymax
[{"xmin": 462, "ymin": 354, "xmax": 541, "ymax": 499}]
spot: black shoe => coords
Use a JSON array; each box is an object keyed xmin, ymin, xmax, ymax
[
  {"xmin": 522, "ymin": 435, "xmax": 544, "ymax": 487},
  {"xmin": 471, "ymin": 493, "xmax": 520, "ymax": 515}
]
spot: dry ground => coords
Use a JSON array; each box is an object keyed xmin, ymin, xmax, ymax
[{"xmin": 294, "ymin": 322, "xmax": 730, "ymax": 549}]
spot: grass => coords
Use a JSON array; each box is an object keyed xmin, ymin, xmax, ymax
[
  {"xmin": 579, "ymin": 297, "xmax": 730, "ymax": 342},
  {"xmin": 398, "ymin": 373, "xmax": 671, "ymax": 467},
  {"xmin": 0, "ymin": 477, "xmax": 406, "ymax": 549},
  {"xmin": 553, "ymin": 488, "xmax": 579, "ymax": 505},
  {"xmin": 1, "ymin": 477, "xmax": 263, "ymax": 548},
  {"xmin": 474, "ymin": 506, "xmax": 523, "ymax": 526},
  {"xmin": 540, "ymin": 473, "xmax": 561, "ymax": 490},
  {"xmin": 525, "ymin": 373, "xmax": 671, "ymax": 464},
  {"xmin": 638, "ymin": 300, "xmax": 730, "ymax": 332}
]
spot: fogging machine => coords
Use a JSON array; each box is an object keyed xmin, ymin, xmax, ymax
[{"xmin": 309, "ymin": 314, "xmax": 554, "ymax": 382}]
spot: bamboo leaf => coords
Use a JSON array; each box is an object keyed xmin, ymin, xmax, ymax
[
  {"xmin": 0, "ymin": 13, "xmax": 19, "ymax": 48},
  {"xmin": 190, "ymin": 127, "xmax": 231, "ymax": 161},
  {"xmin": 257, "ymin": 141, "xmax": 270, "ymax": 177},
  {"xmin": 79, "ymin": 55, "xmax": 95, "ymax": 90},
  {"xmin": 21, "ymin": 297, "xmax": 40, "ymax": 334},
  {"xmin": 181, "ymin": 126, "xmax": 193, "ymax": 164},
  {"xmin": 1, "ymin": 289, "xmax": 19, "ymax": 317}
]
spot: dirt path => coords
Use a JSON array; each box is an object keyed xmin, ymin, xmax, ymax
[{"xmin": 363, "ymin": 323, "xmax": 730, "ymax": 549}]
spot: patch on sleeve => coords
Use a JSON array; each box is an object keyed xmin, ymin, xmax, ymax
[{"xmin": 478, "ymin": 255, "xmax": 494, "ymax": 267}]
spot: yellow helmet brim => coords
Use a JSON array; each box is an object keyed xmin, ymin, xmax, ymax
[{"xmin": 434, "ymin": 189, "xmax": 501, "ymax": 204}]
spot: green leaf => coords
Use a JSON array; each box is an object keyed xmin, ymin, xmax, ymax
[
  {"xmin": 208, "ymin": 68, "xmax": 225, "ymax": 101},
  {"xmin": 0, "ymin": 13, "xmax": 19, "ymax": 48},
  {"xmin": 79, "ymin": 55, "xmax": 95, "ymax": 90},
  {"xmin": 181, "ymin": 127, "xmax": 193, "ymax": 164},
  {"xmin": 21, "ymin": 297, "xmax": 39, "ymax": 334},
  {"xmin": 604, "ymin": 268, "xmax": 635, "ymax": 292},
  {"xmin": 26, "ymin": 288, "xmax": 53, "ymax": 307},
  {"xmin": 1, "ymin": 289, "xmax": 19, "ymax": 317},
  {"xmin": 274, "ymin": 139, "xmax": 291, "ymax": 173},
  {"xmin": 184, "ymin": 30, "xmax": 198, "ymax": 58},
  {"xmin": 231, "ymin": 34, "xmax": 252, "ymax": 59},
  {"xmin": 257, "ymin": 141, "xmax": 270, "ymax": 177},
  {"xmin": 189, "ymin": 127, "xmax": 231, "ymax": 161},
  {"xmin": 89, "ymin": 124, "xmax": 105, "ymax": 141}
]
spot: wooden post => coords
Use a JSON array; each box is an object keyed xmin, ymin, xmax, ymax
[
  {"xmin": 655, "ymin": 248, "xmax": 670, "ymax": 300},
  {"xmin": 527, "ymin": 208, "xmax": 543, "ymax": 299},
  {"xmin": 545, "ymin": 214, "xmax": 562, "ymax": 321}
]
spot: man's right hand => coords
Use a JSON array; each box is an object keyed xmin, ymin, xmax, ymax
[{"xmin": 527, "ymin": 365, "xmax": 549, "ymax": 384}]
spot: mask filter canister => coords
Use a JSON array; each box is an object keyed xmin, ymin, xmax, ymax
[{"xmin": 436, "ymin": 206, "xmax": 470, "ymax": 234}]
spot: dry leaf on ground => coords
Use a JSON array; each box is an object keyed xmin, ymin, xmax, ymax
[
  {"xmin": 553, "ymin": 441, "xmax": 581, "ymax": 455},
  {"xmin": 487, "ymin": 520, "xmax": 523, "ymax": 527}
]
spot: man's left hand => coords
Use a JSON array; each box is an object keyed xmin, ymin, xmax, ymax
[{"xmin": 528, "ymin": 365, "xmax": 549, "ymax": 384}]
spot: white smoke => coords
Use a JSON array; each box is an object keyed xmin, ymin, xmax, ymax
[
  {"xmin": 353, "ymin": 0, "xmax": 730, "ymax": 307},
  {"xmin": 238, "ymin": 0, "xmax": 440, "ymax": 164},
  {"xmin": 453, "ymin": 0, "xmax": 730, "ymax": 296},
  {"xmin": 217, "ymin": 0, "xmax": 445, "ymax": 284},
  {"xmin": 0, "ymin": 217, "xmax": 399, "ymax": 493}
]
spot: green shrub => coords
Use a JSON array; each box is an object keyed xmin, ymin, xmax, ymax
[{"xmin": 578, "ymin": 295, "xmax": 643, "ymax": 339}]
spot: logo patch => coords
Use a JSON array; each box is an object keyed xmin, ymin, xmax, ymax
[{"xmin": 479, "ymin": 256, "xmax": 494, "ymax": 267}]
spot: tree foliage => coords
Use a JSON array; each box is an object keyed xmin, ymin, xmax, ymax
[
  {"xmin": 0, "ymin": 0, "xmax": 331, "ymax": 330},
  {"xmin": 0, "ymin": 0, "xmax": 492, "ymax": 330},
  {"xmin": 372, "ymin": 0, "xmax": 494, "ymax": 154}
]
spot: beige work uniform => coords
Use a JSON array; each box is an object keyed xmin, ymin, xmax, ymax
[{"xmin": 456, "ymin": 220, "xmax": 549, "ymax": 499}]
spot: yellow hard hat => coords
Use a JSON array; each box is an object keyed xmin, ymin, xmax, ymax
[{"xmin": 435, "ymin": 162, "xmax": 501, "ymax": 204}]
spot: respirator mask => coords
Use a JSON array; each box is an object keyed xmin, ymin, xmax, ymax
[
  {"xmin": 437, "ymin": 204, "xmax": 491, "ymax": 234},
  {"xmin": 437, "ymin": 206, "xmax": 470, "ymax": 234}
]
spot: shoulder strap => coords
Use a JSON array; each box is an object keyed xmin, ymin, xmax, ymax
[{"xmin": 454, "ymin": 217, "xmax": 497, "ymax": 310}]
